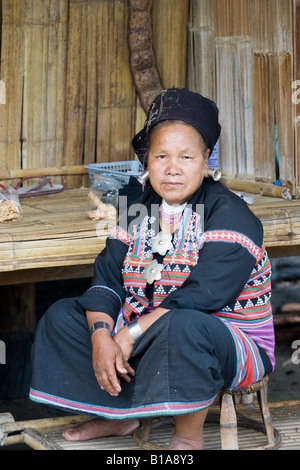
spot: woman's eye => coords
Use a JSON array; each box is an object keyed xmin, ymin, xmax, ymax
[{"xmin": 158, "ymin": 154, "xmax": 166, "ymax": 159}]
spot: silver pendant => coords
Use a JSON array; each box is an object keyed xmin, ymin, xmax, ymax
[
  {"xmin": 143, "ymin": 259, "xmax": 164, "ymax": 284},
  {"xmin": 151, "ymin": 232, "xmax": 173, "ymax": 256}
]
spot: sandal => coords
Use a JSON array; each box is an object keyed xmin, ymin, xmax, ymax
[{"xmin": 14, "ymin": 177, "xmax": 63, "ymax": 198}]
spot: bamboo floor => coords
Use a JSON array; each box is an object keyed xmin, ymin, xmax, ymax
[{"xmin": 1, "ymin": 401, "xmax": 300, "ymax": 450}]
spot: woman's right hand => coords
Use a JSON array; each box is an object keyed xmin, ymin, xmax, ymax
[{"xmin": 91, "ymin": 329, "xmax": 129, "ymax": 396}]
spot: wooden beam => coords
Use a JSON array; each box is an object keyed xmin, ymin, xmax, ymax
[{"xmin": 0, "ymin": 165, "xmax": 88, "ymax": 181}]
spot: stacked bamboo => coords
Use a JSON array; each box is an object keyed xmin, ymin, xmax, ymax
[
  {"xmin": 187, "ymin": 0, "xmax": 297, "ymax": 196},
  {"xmin": 252, "ymin": 0, "xmax": 294, "ymax": 188}
]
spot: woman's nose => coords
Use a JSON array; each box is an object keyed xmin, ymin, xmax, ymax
[{"xmin": 165, "ymin": 159, "xmax": 181, "ymax": 175}]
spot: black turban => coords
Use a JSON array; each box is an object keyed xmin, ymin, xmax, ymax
[{"xmin": 132, "ymin": 88, "xmax": 221, "ymax": 166}]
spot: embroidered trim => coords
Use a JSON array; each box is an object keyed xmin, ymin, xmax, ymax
[
  {"xmin": 201, "ymin": 230, "xmax": 261, "ymax": 261},
  {"xmin": 110, "ymin": 226, "xmax": 132, "ymax": 246},
  {"xmin": 29, "ymin": 388, "xmax": 216, "ymax": 419}
]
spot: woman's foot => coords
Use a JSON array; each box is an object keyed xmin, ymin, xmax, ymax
[
  {"xmin": 168, "ymin": 409, "xmax": 208, "ymax": 450},
  {"xmin": 62, "ymin": 417, "xmax": 139, "ymax": 441},
  {"xmin": 168, "ymin": 432, "xmax": 204, "ymax": 450}
]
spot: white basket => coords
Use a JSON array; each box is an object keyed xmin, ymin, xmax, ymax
[{"xmin": 86, "ymin": 160, "xmax": 143, "ymax": 188}]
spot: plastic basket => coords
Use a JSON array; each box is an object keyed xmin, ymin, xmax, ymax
[{"xmin": 86, "ymin": 160, "xmax": 143, "ymax": 188}]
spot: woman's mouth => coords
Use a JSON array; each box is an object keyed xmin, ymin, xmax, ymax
[{"xmin": 162, "ymin": 181, "xmax": 183, "ymax": 187}]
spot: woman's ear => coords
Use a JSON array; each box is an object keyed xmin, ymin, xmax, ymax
[
  {"xmin": 202, "ymin": 148, "xmax": 210, "ymax": 172},
  {"xmin": 204, "ymin": 148, "xmax": 210, "ymax": 164}
]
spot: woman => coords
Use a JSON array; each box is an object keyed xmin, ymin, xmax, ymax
[{"xmin": 30, "ymin": 88, "xmax": 275, "ymax": 450}]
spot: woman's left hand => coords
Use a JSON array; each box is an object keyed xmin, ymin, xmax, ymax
[{"xmin": 113, "ymin": 326, "xmax": 136, "ymax": 382}]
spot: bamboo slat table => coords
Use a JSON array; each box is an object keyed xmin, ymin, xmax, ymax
[
  {"xmin": 0, "ymin": 188, "xmax": 110, "ymax": 286},
  {"xmin": 0, "ymin": 187, "xmax": 299, "ymax": 286}
]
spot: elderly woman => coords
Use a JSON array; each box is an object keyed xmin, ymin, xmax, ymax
[{"xmin": 30, "ymin": 88, "xmax": 275, "ymax": 450}]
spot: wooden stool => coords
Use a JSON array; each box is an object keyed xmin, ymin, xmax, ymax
[
  {"xmin": 216, "ymin": 376, "xmax": 281, "ymax": 450},
  {"xmin": 133, "ymin": 377, "xmax": 281, "ymax": 450}
]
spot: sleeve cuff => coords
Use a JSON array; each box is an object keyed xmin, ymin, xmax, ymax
[{"xmin": 77, "ymin": 285, "xmax": 122, "ymax": 321}]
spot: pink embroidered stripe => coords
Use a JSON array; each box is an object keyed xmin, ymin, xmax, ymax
[
  {"xmin": 29, "ymin": 389, "xmax": 217, "ymax": 419},
  {"xmin": 201, "ymin": 230, "xmax": 261, "ymax": 260}
]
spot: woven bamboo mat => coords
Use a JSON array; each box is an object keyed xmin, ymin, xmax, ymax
[{"xmin": 3, "ymin": 401, "xmax": 298, "ymax": 451}]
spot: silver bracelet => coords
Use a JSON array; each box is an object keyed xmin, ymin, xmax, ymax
[
  {"xmin": 90, "ymin": 321, "xmax": 112, "ymax": 336},
  {"xmin": 127, "ymin": 320, "xmax": 143, "ymax": 341}
]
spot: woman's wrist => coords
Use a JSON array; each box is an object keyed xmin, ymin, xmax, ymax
[
  {"xmin": 137, "ymin": 307, "xmax": 170, "ymax": 332},
  {"xmin": 127, "ymin": 320, "xmax": 143, "ymax": 341},
  {"xmin": 86, "ymin": 310, "xmax": 115, "ymax": 335},
  {"xmin": 90, "ymin": 321, "xmax": 112, "ymax": 336}
]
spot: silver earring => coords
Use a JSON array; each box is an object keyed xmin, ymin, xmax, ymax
[
  {"xmin": 137, "ymin": 169, "xmax": 149, "ymax": 185},
  {"xmin": 206, "ymin": 168, "xmax": 221, "ymax": 181}
]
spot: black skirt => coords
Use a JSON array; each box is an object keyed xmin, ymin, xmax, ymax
[{"xmin": 30, "ymin": 297, "xmax": 267, "ymax": 419}]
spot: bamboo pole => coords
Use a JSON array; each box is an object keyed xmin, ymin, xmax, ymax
[
  {"xmin": 0, "ymin": 1, "xmax": 24, "ymax": 175},
  {"xmin": 221, "ymin": 177, "xmax": 293, "ymax": 200},
  {"xmin": 295, "ymin": 0, "xmax": 300, "ymax": 189},
  {"xmin": 63, "ymin": 0, "xmax": 86, "ymax": 189},
  {"xmin": 253, "ymin": 53, "xmax": 275, "ymax": 183},
  {"xmin": 0, "ymin": 165, "xmax": 88, "ymax": 181},
  {"xmin": 187, "ymin": 0, "xmax": 215, "ymax": 100}
]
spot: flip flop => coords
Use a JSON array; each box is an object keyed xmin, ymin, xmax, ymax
[{"xmin": 14, "ymin": 177, "xmax": 63, "ymax": 198}]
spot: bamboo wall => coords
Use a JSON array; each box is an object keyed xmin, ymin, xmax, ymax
[
  {"xmin": 188, "ymin": 0, "xmax": 298, "ymax": 197},
  {"xmin": 296, "ymin": 0, "xmax": 300, "ymax": 186},
  {"xmin": 0, "ymin": 0, "xmax": 188, "ymax": 189},
  {"xmin": 0, "ymin": 0, "xmax": 298, "ymax": 195}
]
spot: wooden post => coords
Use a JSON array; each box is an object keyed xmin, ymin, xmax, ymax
[{"xmin": 220, "ymin": 393, "xmax": 239, "ymax": 450}]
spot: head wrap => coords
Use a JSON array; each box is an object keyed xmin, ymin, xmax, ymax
[{"xmin": 132, "ymin": 87, "xmax": 221, "ymax": 166}]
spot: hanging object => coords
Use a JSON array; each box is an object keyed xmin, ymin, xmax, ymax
[{"xmin": 128, "ymin": 0, "xmax": 163, "ymax": 112}]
